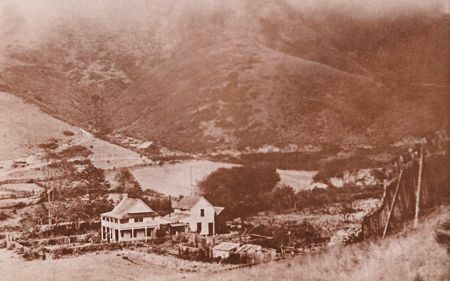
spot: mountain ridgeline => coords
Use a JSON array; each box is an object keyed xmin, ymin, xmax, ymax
[{"xmin": 0, "ymin": 0, "xmax": 448, "ymax": 153}]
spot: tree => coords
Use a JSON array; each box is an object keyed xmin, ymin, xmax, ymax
[
  {"xmin": 114, "ymin": 169, "xmax": 143, "ymax": 198},
  {"xmin": 199, "ymin": 165, "xmax": 280, "ymax": 220},
  {"xmin": 41, "ymin": 159, "xmax": 77, "ymax": 224},
  {"xmin": 19, "ymin": 212, "xmax": 36, "ymax": 233},
  {"xmin": 75, "ymin": 163, "xmax": 113, "ymax": 218},
  {"xmin": 46, "ymin": 201, "xmax": 68, "ymax": 225},
  {"xmin": 313, "ymin": 155, "xmax": 374, "ymax": 186},
  {"xmin": 65, "ymin": 199, "xmax": 89, "ymax": 233},
  {"xmin": 269, "ymin": 185, "xmax": 296, "ymax": 212},
  {"xmin": 145, "ymin": 197, "xmax": 172, "ymax": 215},
  {"xmin": 313, "ymin": 162, "xmax": 342, "ymax": 186},
  {"xmin": 34, "ymin": 204, "xmax": 49, "ymax": 225}
]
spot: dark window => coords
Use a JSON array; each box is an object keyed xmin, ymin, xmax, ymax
[
  {"xmin": 200, "ymin": 209, "xmax": 204, "ymax": 217},
  {"xmin": 120, "ymin": 219, "xmax": 128, "ymax": 224},
  {"xmin": 133, "ymin": 230, "xmax": 137, "ymax": 237},
  {"xmin": 197, "ymin": 222, "xmax": 202, "ymax": 233},
  {"xmin": 208, "ymin": 222, "xmax": 214, "ymax": 235},
  {"xmin": 135, "ymin": 217, "xmax": 143, "ymax": 222}
]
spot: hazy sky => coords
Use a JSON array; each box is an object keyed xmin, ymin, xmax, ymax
[
  {"xmin": 2, "ymin": 0, "xmax": 446, "ymax": 26},
  {"xmin": 0, "ymin": 0, "xmax": 447, "ymax": 48}
]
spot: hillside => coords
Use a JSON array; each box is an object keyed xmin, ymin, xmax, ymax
[
  {"xmin": 0, "ymin": 0, "xmax": 448, "ymax": 153},
  {"xmin": 0, "ymin": 91, "xmax": 78, "ymax": 160},
  {"xmin": 0, "ymin": 91, "xmax": 149, "ymax": 181}
]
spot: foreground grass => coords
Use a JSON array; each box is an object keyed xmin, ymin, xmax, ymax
[
  {"xmin": 0, "ymin": 207, "xmax": 448, "ymax": 281},
  {"xmin": 201, "ymin": 206, "xmax": 450, "ymax": 281}
]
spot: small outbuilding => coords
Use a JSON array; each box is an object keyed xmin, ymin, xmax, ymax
[{"xmin": 212, "ymin": 242, "xmax": 240, "ymax": 259}]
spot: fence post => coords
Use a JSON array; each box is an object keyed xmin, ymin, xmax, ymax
[
  {"xmin": 382, "ymin": 169, "xmax": 403, "ymax": 239},
  {"xmin": 414, "ymin": 147, "xmax": 424, "ymax": 229}
]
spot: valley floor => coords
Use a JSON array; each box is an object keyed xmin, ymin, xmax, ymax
[{"xmin": 1, "ymin": 206, "xmax": 448, "ymax": 281}]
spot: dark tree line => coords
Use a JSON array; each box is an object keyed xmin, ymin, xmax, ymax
[
  {"xmin": 199, "ymin": 165, "xmax": 281, "ymax": 219},
  {"xmin": 199, "ymin": 165, "xmax": 383, "ymax": 221}
]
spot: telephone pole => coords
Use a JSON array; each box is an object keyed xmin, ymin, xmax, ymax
[{"xmin": 414, "ymin": 147, "xmax": 424, "ymax": 228}]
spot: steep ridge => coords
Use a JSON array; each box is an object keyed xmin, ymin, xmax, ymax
[
  {"xmin": 115, "ymin": 41, "xmax": 379, "ymax": 151},
  {"xmin": 0, "ymin": 0, "xmax": 447, "ymax": 153}
]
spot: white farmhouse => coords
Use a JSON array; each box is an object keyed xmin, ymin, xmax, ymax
[
  {"xmin": 100, "ymin": 195, "xmax": 169, "ymax": 242},
  {"xmin": 164, "ymin": 196, "xmax": 224, "ymax": 236}
]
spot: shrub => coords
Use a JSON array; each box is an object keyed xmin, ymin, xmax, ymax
[
  {"xmin": 0, "ymin": 212, "xmax": 8, "ymax": 221},
  {"xmin": 14, "ymin": 202, "xmax": 27, "ymax": 209},
  {"xmin": 39, "ymin": 142, "xmax": 59, "ymax": 150},
  {"xmin": 62, "ymin": 130, "xmax": 75, "ymax": 136},
  {"xmin": 58, "ymin": 145, "xmax": 93, "ymax": 158}
]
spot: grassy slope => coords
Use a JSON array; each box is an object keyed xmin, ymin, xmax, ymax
[
  {"xmin": 1, "ymin": 2, "xmax": 447, "ymax": 153},
  {"xmin": 117, "ymin": 41, "xmax": 379, "ymax": 152},
  {"xmin": 204, "ymin": 207, "xmax": 450, "ymax": 281},
  {"xmin": 0, "ymin": 91, "xmax": 79, "ymax": 160},
  {"xmin": 0, "ymin": 91, "xmax": 148, "ymax": 180}
]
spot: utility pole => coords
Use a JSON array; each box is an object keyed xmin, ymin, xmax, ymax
[
  {"xmin": 47, "ymin": 189, "xmax": 52, "ymax": 225},
  {"xmin": 382, "ymin": 169, "xmax": 403, "ymax": 239},
  {"xmin": 414, "ymin": 147, "xmax": 424, "ymax": 229}
]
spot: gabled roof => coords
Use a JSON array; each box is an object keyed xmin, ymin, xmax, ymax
[
  {"xmin": 172, "ymin": 196, "xmax": 203, "ymax": 210},
  {"xmin": 236, "ymin": 244, "xmax": 262, "ymax": 253},
  {"xmin": 172, "ymin": 196, "xmax": 225, "ymax": 215},
  {"xmin": 213, "ymin": 242, "xmax": 240, "ymax": 251},
  {"xmin": 163, "ymin": 212, "xmax": 190, "ymax": 223},
  {"xmin": 101, "ymin": 197, "xmax": 155, "ymax": 219},
  {"xmin": 137, "ymin": 141, "xmax": 153, "ymax": 149},
  {"xmin": 214, "ymin": 206, "xmax": 225, "ymax": 215}
]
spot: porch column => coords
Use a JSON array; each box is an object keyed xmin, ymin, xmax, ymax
[
  {"xmin": 131, "ymin": 228, "xmax": 134, "ymax": 240},
  {"xmin": 145, "ymin": 227, "xmax": 148, "ymax": 242},
  {"xmin": 101, "ymin": 226, "xmax": 103, "ymax": 241}
]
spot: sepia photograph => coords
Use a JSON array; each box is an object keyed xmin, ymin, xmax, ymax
[{"xmin": 0, "ymin": 0, "xmax": 449, "ymax": 280}]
